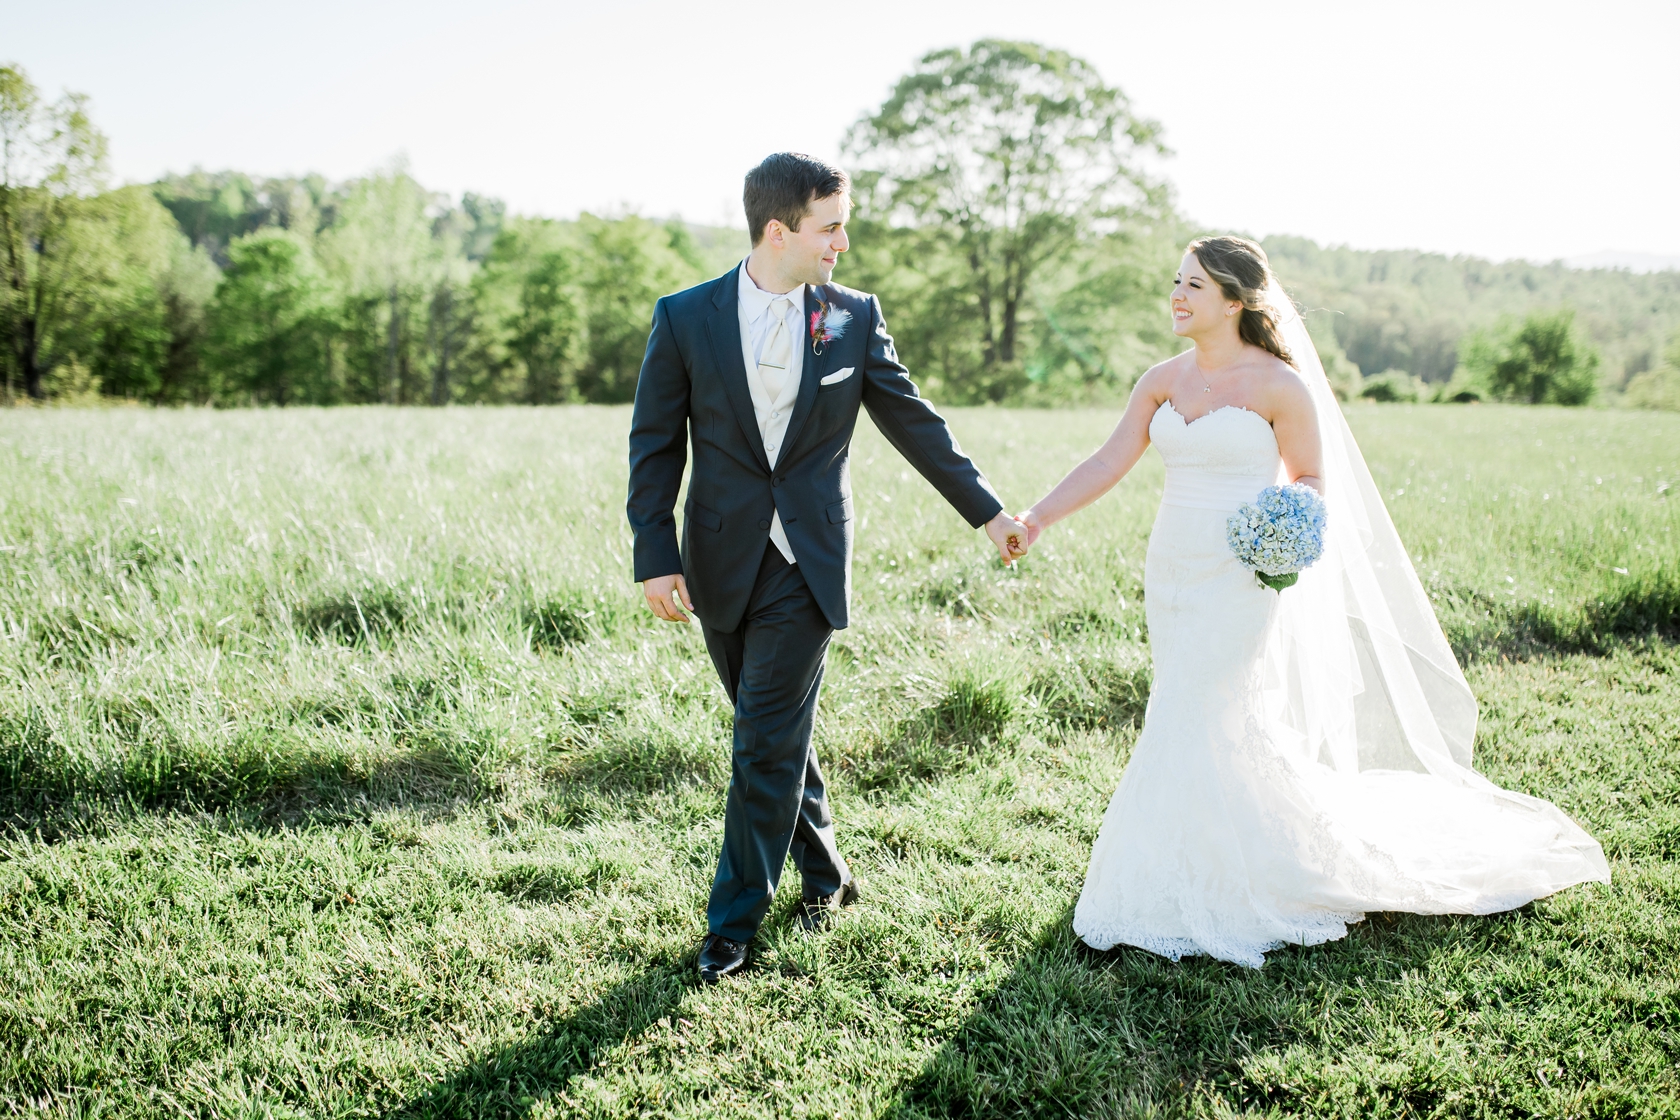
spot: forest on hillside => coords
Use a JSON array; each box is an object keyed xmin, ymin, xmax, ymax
[
  {"xmin": 5, "ymin": 46, "xmax": 1679, "ymax": 410},
  {"xmin": 1270, "ymin": 238, "xmax": 1680, "ymax": 401}
]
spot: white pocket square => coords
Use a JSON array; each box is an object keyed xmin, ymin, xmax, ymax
[{"xmin": 819, "ymin": 366, "xmax": 855, "ymax": 386}]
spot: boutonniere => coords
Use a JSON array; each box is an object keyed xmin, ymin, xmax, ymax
[{"xmin": 809, "ymin": 296, "xmax": 852, "ymax": 357}]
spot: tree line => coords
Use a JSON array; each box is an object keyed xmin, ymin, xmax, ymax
[
  {"xmin": 1, "ymin": 71, "xmax": 729, "ymax": 407},
  {"xmin": 1270, "ymin": 237, "xmax": 1680, "ymax": 407},
  {"xmin": 5, "ymin": 46, "xmax": 1679, "ymax": 410}
]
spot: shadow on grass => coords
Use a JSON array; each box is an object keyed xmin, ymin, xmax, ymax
[
  {"xmin": 836, "ymin": 656, "xmax": 1150, "ymax": 794},
  {"xmin": 837, "ymin": 671, "xmax": 1019, "ymax": 792},
  {"xmin": 520, "ymin": 590, "xmax": 632, "ymax": 654},
  {"xmin": 391, "ymin": 964, "xmax": 691, "ymax": 1120},
  {"xmin": 0, "ymin": 725, "xmax": 493, "ymax": 825},
  {"xmin": 882, "ymin": 902, "xmax": 1544, "ymax": 1119},
  {"xmin": 0, "ymin": 716, "xmax": 729, "ymax": 841},
  {"xmin": 1444, "ymin": 570, "xmax": 1680, "ymax": 663}
]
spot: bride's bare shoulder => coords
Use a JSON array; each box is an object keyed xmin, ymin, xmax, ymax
[
  {"xmin": 1246, "ymin": 349, "xmax": 1295, "ymax": 379},
  {"xmin": 1253, "ymin": 353, "xmax": 1315, "ymax": 413},
  {"xmin": 1136, "ymin": 353, "xmax": 1189, "ymax": 392}
]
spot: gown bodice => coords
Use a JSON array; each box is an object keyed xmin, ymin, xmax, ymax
[{"xmin": 1148, "ymin": 401, "xmax": 1282, "ymax": 512}]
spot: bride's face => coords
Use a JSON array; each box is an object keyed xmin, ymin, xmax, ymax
[{"xmin": 1171, "ymin": 252, "xmax": 1240, "ymax": 338}]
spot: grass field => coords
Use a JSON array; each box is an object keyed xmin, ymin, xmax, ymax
[{"xmin": 0, "ymin": 402, "xmax": 1676, "ymax": 1119}]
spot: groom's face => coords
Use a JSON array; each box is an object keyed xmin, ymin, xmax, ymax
[{"xmin": 783, "ymin": 193, "xmax": 850, "ymax": 286}]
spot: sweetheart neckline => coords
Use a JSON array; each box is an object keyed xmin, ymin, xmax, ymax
[{"xmin": 1157, "ymin": 400, "xmax": 1270, "ymax": 429}]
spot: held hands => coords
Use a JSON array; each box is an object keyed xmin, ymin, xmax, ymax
[
  {"xmin": 642, "ymin": 572, "xmax": 693, "ymax": 623},
  {"xmin": 646, "ymin": 512, "xmax": 1029, "ymax": 622},
  {"xmin": 1016, "ymin": 509, "xmax": 1044, "ymax": 549},
  {"xmin": 985, "ymin": 511, "xmax": 1031, "ymax": 566}
]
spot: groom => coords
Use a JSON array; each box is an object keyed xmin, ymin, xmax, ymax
[{"xmin": 627, "ymin": 152, "xmax": 1027, "ymax": 983}]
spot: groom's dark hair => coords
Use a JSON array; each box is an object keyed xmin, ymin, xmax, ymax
[{"xmin": 744, "ymin": 153, "xmax": 850, "ymax": 247}]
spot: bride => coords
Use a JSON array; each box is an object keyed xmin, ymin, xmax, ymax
[{"xmin": 1018, "ymin": 236, "xmax": 1610, "ymax": 967}]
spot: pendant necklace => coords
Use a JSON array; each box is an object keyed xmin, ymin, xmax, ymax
[{"xmin": 1194, "ymin": 356, "xmax": 1215, "ymax": 394}]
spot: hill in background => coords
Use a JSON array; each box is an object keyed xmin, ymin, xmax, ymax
[
  {"xmin": 1266, "ymin": 236, "xmax": 1680, "ymax": 390},
  {"xmin": 1566, "ymin": 251, "xmax": 1680, "ymax": 274}
]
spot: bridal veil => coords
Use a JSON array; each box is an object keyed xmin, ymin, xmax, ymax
[{"xmin": 1267, "ymin": 281, "xmax": 1530, "ymax": 782}]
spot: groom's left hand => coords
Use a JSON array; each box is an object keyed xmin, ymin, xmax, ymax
[{"xmin": 984, "ymin": 511, "xmax": 1030, "ymax": 566}]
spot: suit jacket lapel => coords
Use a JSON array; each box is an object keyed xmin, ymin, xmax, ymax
[
  {"xmin": 704, "ymin": 266, "xmax": 773, "ymax": 476},
  {"xmin": 778, "ymin": 285, "xmax": 837, "ymax": 463}
]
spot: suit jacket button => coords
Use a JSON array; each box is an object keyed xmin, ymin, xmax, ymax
[
  {"xmin": 772, "ymin": 477, "xmax": 782, "ymax": 486},
  {"xmin": 758, "ymin": 519, "xmax": 771, "ymax": 530}
]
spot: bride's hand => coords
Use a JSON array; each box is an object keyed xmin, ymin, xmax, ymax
[{"xmin": 1017, "ymin": 510, "xmax": 1044, "ymax": 548}]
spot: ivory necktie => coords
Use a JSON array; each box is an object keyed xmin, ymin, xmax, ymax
[{"xmin": 758, "ymin": 298, "xmax": 793, "ymax": 399}]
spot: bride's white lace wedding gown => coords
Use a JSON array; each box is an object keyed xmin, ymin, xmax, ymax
[{"xmin": 1072, "ymin": 399, "xmax": 1611, "ymax": 968}]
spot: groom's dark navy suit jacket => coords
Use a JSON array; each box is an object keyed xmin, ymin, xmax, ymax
[{"xmin": 628, "ymin": 265, "xmax": 1003, "ymax": 632}]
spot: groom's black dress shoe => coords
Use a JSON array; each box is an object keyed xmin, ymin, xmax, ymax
[
  {"xmin": 796, "ymin": 877, "xmax": 859, "ymax": 932},
  {"xmin": 697, "ymin": 934, "xmax": 749, "ymax": 983}
]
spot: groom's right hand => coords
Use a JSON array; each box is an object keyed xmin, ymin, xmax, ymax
[
  {"xmin": 984, "ymin": 511, "xmax": 1030, "ymax": 566},
  {"xmin": 643, "ymin": 573, "xmax": 694, "ymax": 623}
]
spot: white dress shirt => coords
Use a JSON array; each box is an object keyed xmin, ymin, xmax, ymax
[{"xmin": 737, "ymin": 260, "xmax": 805, "ymax": 564}]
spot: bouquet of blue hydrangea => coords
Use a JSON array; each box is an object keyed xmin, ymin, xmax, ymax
[{"xmin": 1226, "ymin": 483, "xmax": 1328, "ymax": 591}]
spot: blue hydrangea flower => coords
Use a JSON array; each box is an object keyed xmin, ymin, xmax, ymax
[{"xmin": 1225, "ymin": 483, "xmax": 1328, "ymax": 591}]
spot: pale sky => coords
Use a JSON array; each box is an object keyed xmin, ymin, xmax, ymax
[{"xmin": 6, "ymin": 0, "xmax": 1677, "ymax": 264}]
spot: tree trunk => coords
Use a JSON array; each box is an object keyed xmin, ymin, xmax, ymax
[
  {"xmin": 386, "ymin": 286, "xmax": 401, "ymax": 404},
  {"xmin": 0, "ymin": 189, "xmax": 31, "ymax": 402},
  {"xmin": 158, "ymin": 291, "xmax": 198, "ymax": 403},
  {"xmin": 19, "ymin": 316, "xmax": 42, "ymax": 400},
  {"xmin": 987, "ymin": 238, "xmax": 1028, "ymax": 366},
  {"xmin": 431, "ymin": 285, "xmax": 452, "ymax": 406},
  {"xmin": 1000, "ymin": 253, "xmax": 1025, "ymax": 365},
  {"xmin": 968, "ymin": 237, "xmax": 996, "ymax": 368},
  {"xmin": 1000, "ymin": 289, "xmax": 1019, "ymax": 364}
]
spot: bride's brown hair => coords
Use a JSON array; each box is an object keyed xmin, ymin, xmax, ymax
[{"xmin": 1187, "ymin": 236, "xmax": 1295, "ymax": 368}]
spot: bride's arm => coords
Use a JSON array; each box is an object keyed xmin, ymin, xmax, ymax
[
  {"xmin": 1018, "ymin": 367, "xmax": 1168, "ymax": 542},
  {"xmin": 1269, "ymin": 370, "xmax": 1325, "ymax": 493}
]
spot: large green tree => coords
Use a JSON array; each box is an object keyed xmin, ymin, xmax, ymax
[
  {"xmin": 1460, "ymin": 310, "xmax": 1600, "ymax": 406},
  {"xmin": 319, "ymin": 165, "xmax": 447, "ymax": 404},
  {"xmin": 0, "ymin": 65, "xmax": 109, "ymax": 400},
  {"xmin": 204, "ymin": 228, "xmax": 333, "ymax": 404},
  {"xmin": 455, "ymin": 215, "xmax": 702, "ymax": 405},
  {"xmin": 844, "ymin": 40, "xmax": 1167, "ymax": 400},
  {"xmin": 457, "ymin": 218, "xmax": 582, "ymax": 404},
  {"xmin": 79, "ymin": 186, "xmax": 219, "ymax": 402},
  {"xmin": 576, "ymin": 214, "xmax": 701, "ymax": 402}
]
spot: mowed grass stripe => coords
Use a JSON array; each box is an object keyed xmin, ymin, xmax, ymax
[{"xmin": 0, "ymin": 404, "xmax": 1675, "ymax": 1118}]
